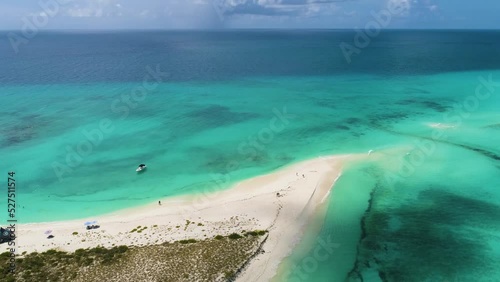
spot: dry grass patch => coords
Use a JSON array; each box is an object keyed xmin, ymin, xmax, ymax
[{"xmin": 2, "ymin": 232, "xmax": 267, "ymax": 282}]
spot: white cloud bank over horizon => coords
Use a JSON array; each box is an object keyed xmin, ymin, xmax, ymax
[{"xmin": 0, "ymin": 0, "xmax": 497, "ymax": 30}]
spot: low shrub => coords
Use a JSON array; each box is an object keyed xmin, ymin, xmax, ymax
[
  {"xmin": 228, "ymin": 233, "xmax": 243, "ymax": 240},
  {"xmin": 117, "ymin": 246, "xmax": 128, "ymax": 253}
]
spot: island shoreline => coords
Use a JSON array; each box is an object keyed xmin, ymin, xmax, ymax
[{"xmin": 12, "ymin": 154, "xmax": 368, "ymax": 281}]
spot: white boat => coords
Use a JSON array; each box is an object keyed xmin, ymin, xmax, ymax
[{"xmin": 136, "ymin": 164, "xmax": 147, "ymax": 172}]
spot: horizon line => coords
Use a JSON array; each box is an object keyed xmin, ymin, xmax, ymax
[{"xmin": 1, "ymin": 27, "xmax": 500, "ymax": 32}]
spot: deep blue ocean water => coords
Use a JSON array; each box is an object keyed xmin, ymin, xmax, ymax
[
  {"xmin": 0, "ymin": 30, "xmax": 499, "ymax": 281},
  {"xmin": 2, "ymin": 30, "xmax": 500, "ymax": 85}
]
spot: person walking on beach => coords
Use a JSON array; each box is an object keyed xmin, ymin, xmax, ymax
[{"xmin": 158, "ymin": 201, "xmax": 161, "ymax": 206}]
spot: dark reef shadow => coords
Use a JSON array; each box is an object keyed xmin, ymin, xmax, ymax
[{"xmin": 348, "ymin": 182, "xmax": 500, "ymax": 282}]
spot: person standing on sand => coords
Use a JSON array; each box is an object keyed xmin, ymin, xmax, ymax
[{"xmin": 158, "ymin": 201, "xmax": 161, "ymax": 206}]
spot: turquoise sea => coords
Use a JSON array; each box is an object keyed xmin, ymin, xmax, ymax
[{"xmin": 1, "ymin": 30, "xmax": 499, "ymax": 281}]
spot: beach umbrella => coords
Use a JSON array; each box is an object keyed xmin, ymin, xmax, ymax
[
  {"xmin": 44, "ymin": 230, "xmax": 52, "ymax": 235},
  {"xmin": 84, "ymin": 220, "xmax": 97, "ymax": 226}
]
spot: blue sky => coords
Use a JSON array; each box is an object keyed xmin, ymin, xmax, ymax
[{"xmin": 0, "ymin": 0, "xmax": 498, "ymax": 30}]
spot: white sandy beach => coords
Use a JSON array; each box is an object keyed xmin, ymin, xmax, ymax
[{"xmin": 11, "ymin": 154, "xmax": 364, "ymax": 282}]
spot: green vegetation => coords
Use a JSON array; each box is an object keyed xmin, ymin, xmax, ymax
[
  {"xmin": 228, "ymin": 233, "xmax": 243, "ymax": 240},
  {"xmin": 184, "ymin": 220, "xmax": 191, "ymax": 231},
  {"xmin": 72, "ymin": 232, "xmax": 78, "ymax": 235},
  {"xmin": 245, "ymin": 230, "xmax": 268, "ymax": 237},
  {"xmin": 130, "ymin": 226, "xmax": 148, "ymax": 233},
  {"xmin": 1, "ymin": 230, "xmax": 268, "ymax": 282},
  {"xmin": 0, "ymin": 231, "xmax": 267, "ymax": 282},
  {"xmin": 179, "ymin": 239, "xmax": 197, "ymax": 244},
  {"xmin": 0, "ymin": 246, "xmax": 129, "ymax": 282},
  {"xmin": 225, "ymin": 271, "xmax": 235, "ymax": 280}
]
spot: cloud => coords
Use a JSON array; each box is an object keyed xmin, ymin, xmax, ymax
[
  {"xmin": 0, "ymin": 0, "xmax": 496, "ymax": 30},
  {"xmin": 405, "ymin": 0, "xmax": 442, "ymax": 22},
  {"xmin": 65, "ymin": 0, "xmax": 123, "ymax": 18},
  {"xmin": 212, "ymin": 0, "xmax": 349, "ymax": 17},
  {"xmin": 343, "ymin": 10, "xmax": 356, "ymax": 16},
  {"xmin": 386, "ymin": 0, "xmax": 411, "ymax": 17}
]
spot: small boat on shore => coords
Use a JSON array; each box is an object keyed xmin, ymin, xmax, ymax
[{"xmin": 136, "ymin": 164, "xmax": 147, "ymax": 172}]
